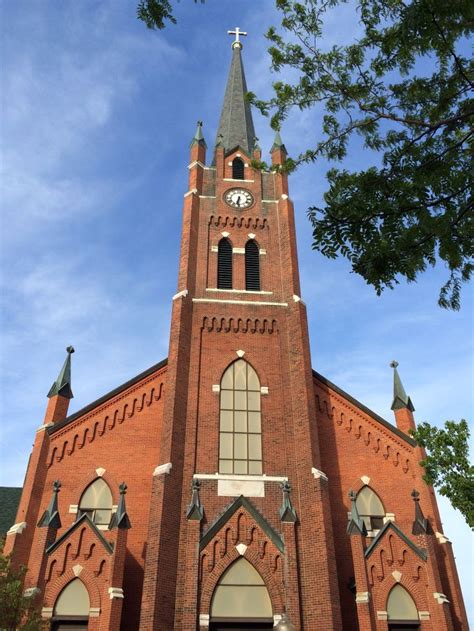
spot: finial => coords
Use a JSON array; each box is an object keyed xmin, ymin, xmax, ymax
[
  {"xmin": 390, "ymin": 360, "xmax": 415, "ymax": 412},
  {"xmin": 227, "ymin": 26, "xmax": 247, "ymax": 49},
  {"xmin": 190, "ymin": 120, "xmax": 207, "ymax": 148},
  {"xmin": 279, "ymin": 481, "xmax": 297, "ymax": 523},
  {"xmin": 47, "ymin": 347, "xmax": 74, "ymax": 400},
  {"xmin": 347, "ymin": 489, "xmax": 367, "ymax": 536},
  {"xmin": 411, "ymin": 489, "xmax": 432, "ymax": 535},
  {"xmin": 109, "ymin": 482, "xmax": 131, "ymax": 530},
  {"xmin": 38, "ymin": 480, "xmax": 62, "ymax": 529},
  {"xmin": 186, "ymin": 478, "xmax": 204, "ymax": 521}
]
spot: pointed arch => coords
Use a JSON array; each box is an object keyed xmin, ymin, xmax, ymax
[
  {"xmin": 219, "ymin": 359, "xmax": 262, "ymax": 474},
  {"xmin": 245, "ymin": 239, "xmax": 260, "ymax": 291},
  {"xmin": 217, "ymin": 238, "xmax": 233, "ymax": 289},
  {"xmin": 387, "ymin": 584, "xmax": 419, "ymax": 625},
  {"xmin": 232, "ymin": 157, "xmax": 244, "ymax": 180},
  {"xmin": 210, "ymin": 557, "xmax": 272, "ymax": 619},
  {"xmin": 356, "ymin": 486, "xmax": 385, "ymax": 532},
  {"xmin": 54, "ymin": 578, "xmax": 89, "ymax": 617},
  {"xmin": 78, "ymin": 477, "xmax": 113, "ymax": 526}
]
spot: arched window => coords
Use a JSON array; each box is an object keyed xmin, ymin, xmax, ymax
[
  {"xmin": 79, "ymin": 478, "xmax": 113, "ymax": 526},
  {"xmin": 232, "ymin": 157, "xmax": 244, "ymax": 180},
  {"xmin": 211, "ymin": 558, "xmax": 272, "ymax": 620},
  {"xmin": 219, "ymin": 360, "xmax": 262, "ymax": 475},
  {"xmin": 355, "ymin": 486, "xmax": 385, "ymax": 532},
  {"xmin": 217, "ymin": 238, "xmax": 232, "ymax": 289},
  {"xmin": 53, "ymin": 578, "xmax": 89, "ymax": 629},
  {"xmin": 387, "ymin": 584, "xmax": 419, "ymax": 629},
  {"xmin": 245, "ymin": 240, "xmax": 260, "ymax": 291}
]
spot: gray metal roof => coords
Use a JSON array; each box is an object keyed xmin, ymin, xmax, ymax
[{"xmin": 214, "ymin": 45, "xmax": 256, "ymax": 157}]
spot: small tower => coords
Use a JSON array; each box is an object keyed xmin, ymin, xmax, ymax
[
  {"xmin": 44, "ymin": 346, "xmax": 74, "ymax": 425},
  {"xmin": 390, "ymin": 360, "xmax": 415, "ymax": 434}
]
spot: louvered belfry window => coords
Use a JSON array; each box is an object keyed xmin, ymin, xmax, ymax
[
  {"xmin": 232, "ymin": 157, "xmax": 244, "ymax": 179},
  {"xmin": 217, "ymin": 238, "xmax": 233, "ymax": 289},
  {"xmin": 245, "ymin": 240, "xmax": 260, "ymax": 291}
]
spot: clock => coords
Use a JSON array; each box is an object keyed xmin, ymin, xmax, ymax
[{"xmin": 224, "ymin": 188, "xmax": 254, "ymax": 209}]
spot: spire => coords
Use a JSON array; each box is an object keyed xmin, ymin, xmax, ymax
[
  {"xmin": 47, "ymin": 346, "xmax": 74, "ymax": 399},
  {"xmin": 186, "ymin": 479, "xmax": 204, "ymax": 521},
  {"xmin": 411, "ymin": 489, "xmax": 432, "ymax": 535},
  {"xmin": 38, "ymin": 480, "xmax": 61, "ymax": 529},
  {"xmin": 347, "ymin": 490, "xmax": 367, "ymax": 536},
  {"xmin": 190, "ymin": 120, "xmax": 207, "ymax": 148},
  {"xmin": 390, "ymin": 360, "xmax": 414, "ymax": 411},
  {"xmin": 279, "ymin": 481, "xmax": 297, "ymax": 523},
  {"xmin": 109, "ymin": 483, "xmax": 131, "ymax": 530},
  {"xmin": 214, "ymin": 30, "xmax": 256, "ymax": 156},
  {"xmin": 271, "ymin": 130, "xmax": 286, "ymax": 153}
]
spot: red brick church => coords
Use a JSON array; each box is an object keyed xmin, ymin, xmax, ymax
[{"xmin": 3, "ymin": 31, "xmax": 468, "ymax": 631}]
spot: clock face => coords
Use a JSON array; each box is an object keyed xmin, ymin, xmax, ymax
[{"xmin": 224, "ymin": 188, "xmax": 254, "ymax": 209}]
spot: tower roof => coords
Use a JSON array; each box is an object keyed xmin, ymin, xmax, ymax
[
  {"xmin": 390, "ymin": 360, "xmax": 414, "ymax": 411},
  {"xmin": 215, "ymin": 42, "xmax": 256, "ymax": 156},
  {"xmin": 47, "ymin": 346, "xmax": 74, "ymax": 400}
]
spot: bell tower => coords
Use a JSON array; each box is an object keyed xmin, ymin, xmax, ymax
[{"xmin": 139, "ymin": 30, "xmax": 342, "ymax": 630}]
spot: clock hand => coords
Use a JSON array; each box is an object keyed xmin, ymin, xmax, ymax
[{"xmin": 236, "ymin": 195, "xmax": 241, "ymax": 206}]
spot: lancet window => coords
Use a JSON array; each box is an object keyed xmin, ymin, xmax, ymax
[
  {"xmin": 217, "ymin": 238, "xmax": 233, "ymax": 289},
  {"xmin": 232, "ymin": 157, "xmax": 245, "ymax": 179},
  {"xmin": 219, "ymin": 360, "xmax": 262, "ymax": 474},
  {"xmin": 78, "ymin": 477, "xmax": 113, "ymax": 526},
  {"xmin": 387, "ymin": 584, "xmax": 420, "ymax": 629},
  {"xmin": 53, "ymin": 578, "xmax": 89, "ymax": 629},
  {"xmin": 245, "ymin": 240, "xmax": 260, "ymax": 291},
  {"xmin": 355, "ymin": 486, "xmax": 385, "ymax": 532}
]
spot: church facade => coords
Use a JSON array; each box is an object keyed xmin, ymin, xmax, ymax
[{"xmin": 3, "ymin": 34, "xmax": 468, "ymax": 631}]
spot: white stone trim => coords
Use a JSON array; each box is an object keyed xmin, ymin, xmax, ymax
[
  {"xmin": 72, "ymin": 564, "xmax": 83, "ymax": 576},
  {"xmin": 259, "ymin": 248, "xmax": 267, "ymax": 255},
  {"xmin": 7, "ymin": 521, "xmax": 26, "ymax": 535},
  {"xmin": 41, "ymin": 607, "xmax": 53, "ymax": 619},
  {"xmin": 153, "ymin": 462, "xmax": 172, "ymax": 477},
  {"xmin": 95, "ymin": 467, "xmax": 106, "ymax": 477},
  {"xmin": 184, "ymin": 188, "xmax": 198, "ymax": 197},
  {"xmin": 188, "ymin": 160, "xmax": 206, "ymax": 169},
  {"xmin": 205, "ymin": 288, "xmax": 273, "ymax": 295},
  {"xmin": 236, "ymin": 543, "xmax": 247, "ymax": 555},
  {"xmin": 23, "ymin": 587, "xmax": 40, "ymax": 598},
  {"xmin": 199, "ymin": 613, "xmax": 210, "ymax": 627},
  {"xmin": 292, "ymin": 294, "xmax": 301, "ymax": 302},
  {"xmin": 109, "ymin": 587, "xmax": 124, "ymax": 600},
  {"xmin": 69, "ymin": 504, "xmax": 78, "ymax": 514},
  {"xmin": 392, "ymin": 570, "xmax": 402, "ymax": 582},
  {"xmin": 219, "ymin": 479, "xmax": 264, "ymax": 497},
  {"xmin": 248, "ymin": 233, "xmax": 256, "ymax": 239},
  {"xmin": 377, "ymin": 611, "xmax": 388, "ymax": 620},
  {"xmin": 194, "ymin": 473, "xmax": 287, "ymax": 483},
  {"xmin": 433, "ymin": 592, "xmax": 450, "ymax": 604},
  {"xmin": 356, "ymin": 592, "xmax": 370, "ymax": 603},
  {"xmin": 435, "ymin": 531, "xmax": 451, "ymax": 544},
  {"xmin": 273, "ymin": 615, "xmax": 283, "ymax": 625},
  {"xmin": 211, "ymin": 245, "xmax": 218, "ymax": 252},
  {"xmin": 384, "ymin": 513, "xmax": 396, "ymax": 523},
  {"xmin": 193, "ymin": 298, "xmax": 287, "ymax": 307},
  {"xmin": 173, "ymin": 289, "xmax": 188, "ymax": 301},
  {"xmin": 311, "ymin": 467, "xmax": 328, "ymax": 481},
  {"xmin": 199, "ymin": 195, "xmax": 216, "ymax": 199},
  {"xmin": 281, "ymin": 194, "xmax": 289, "ymax": 200},
  {"xmin": 361, "ymin": 475, "xmax": 371, "ymax": 485},
  {"xmin": 262, "ymin": 199, "xmax": 277, "ymax": 203},
  {"xmin": 236, "ymin": 350, "xmax": 245, "ymax": 357},
  {"xmin": 221, "ymin": 231, "xmax": 230, "ymax": 237},
  {"xmin": 212, "ymin": 384, "xmax": 220, "ymax": 393},
  {"xmin": 260, "ymin": 386, "xmax": 269, "ymax": 395},
  {"xmin": 233, "ymin": 247, "xmax": 246, "ymax": 254},
  {"xmin": 89, "ymin": 607, "xmax": 101, "ymax": 617},
  {"xmin": 36, "ymin": 422, "xmax": 53, "ymax": 432},
  {"xmin": 419, "ymin": 611, "xmax": 431, "ymax": 620},
  {"xmin": 223, "ymin": 178, "xmax": 254, "ymax": 183}
]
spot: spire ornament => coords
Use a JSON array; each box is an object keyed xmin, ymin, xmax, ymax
[
  {"xmin": 279, "ymin": 481, "xmax": 297, "ymax": 523},
  {"xmin": 47, "ymin": 346, "xmax": 75, "ymax": 400},
  {"xmin": 109, "ymin": 482, "xmax": 131, "ymax": 530},
  {"xmin": 190, "ymin": 120, "xmax": 207, "ymax": 148},
  {"xmin": 227, "ymin": 26, "xmax": 247, "ymax": 49},
  {"xmin": 347, "ymin": 489, "xmax": 367, "ymax": 536},
  {"xmin": 38, "ymin": 480, "xmax": 61, "ymax": 529},
  {"xmin": 390, "ymin": 360, "xmax": 415, "ymax": 411},
  {"xmin": 186, "ymin": 479, "xmax": 204, "ymax": 521},
  {"xmin": 411, "ymin": 489, "xmax": 432, "ymax": 535}
]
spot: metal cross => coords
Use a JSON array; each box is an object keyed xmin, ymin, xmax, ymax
[{"xmin": 228, "ymin": 27, "xmax": 247, "ymax": 46}]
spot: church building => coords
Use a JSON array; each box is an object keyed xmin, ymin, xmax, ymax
[{"xmin": 3, "ymin": 31, "xmax": 468, "ymax": 631}]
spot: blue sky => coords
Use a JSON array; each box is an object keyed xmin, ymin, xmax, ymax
[{"xmin": 1, "ymin": 0, "xmax": 472, "ymax": 620}]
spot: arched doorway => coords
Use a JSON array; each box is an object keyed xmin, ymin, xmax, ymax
[
  {"xmin": 210, "ymin": 558, "xmax": 273, "ymax": 630},
  {"xmin": 51, "ymin": 578, "xmax": 89, "ymax": 630}
]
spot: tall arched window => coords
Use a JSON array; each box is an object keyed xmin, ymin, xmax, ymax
[
  {"xmin": 232, "ymin": 157, "xmax": 244, "ymax": 179},
  {"xmin": 387, "ymin": 585, "xmax": 419, "ymax": 629},
  {"xmin": 79, "ymin": 478, "xmax": 113, "ymax": 526},
  {"xmin": 217, "ymin": 238, "xmax": 232, "ymax": 289},
  {"xmin": 53, "ymin": 578, "xmax": 89, "ymax": 629},
  {"xmin": 219, "ymin": 360, "xmax": 262, "ymax": 474},
  {"xmin": 245, "ymin": 240, "xmax": 260, "ymax": 291},
  {"xmin": 211, "ymin": 558, "xmax": 272, "ymax": 620},
  {"xmin": 355, "ymin": 486, "xmax": 385, "ymax": 532}
]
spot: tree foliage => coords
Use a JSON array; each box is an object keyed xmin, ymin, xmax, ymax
[
  {"xmin": 136, "ymin": 0, "xmax": 203, "ymax": 31},
  {"xmin": 411, "ymin": 420, "xmax": 474, "ymax": 529},
  {"xmin": 0, "ymin": 552, "xmax": 44, "ymax": 630},
  {"xmin": 251, "ymin": 0, "xmax": 474, "ymax": 309}
]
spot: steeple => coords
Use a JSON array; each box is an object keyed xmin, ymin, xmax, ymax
[
  {"xmin": 214, "ymin": 29, "xmax": 256, "ymax": 157},
  {"xmin": 47, "ymin": 346, "xmax": 74, "ymax": 400},
  {"xmin": 390, "ymin": 360, "xmax": 416, "ymax": 435}
]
